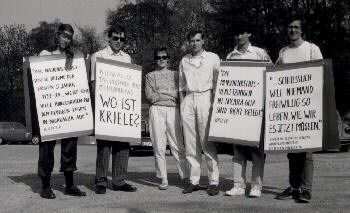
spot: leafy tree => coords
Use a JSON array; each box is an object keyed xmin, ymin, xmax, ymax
[
  {"xmin": 0, "ymin": 24, "xmax": 35, "ymax": 122},
  {"xmin": 74, "ymin": 25, "xmax": 104, "ymax": 55},
  {"xmin": 28, "ymin": 20, "xmax": 61, "ymax": 55},
  {"xmin": 106, "ymin": 0, "xmax": 209, "ymax": 71}
]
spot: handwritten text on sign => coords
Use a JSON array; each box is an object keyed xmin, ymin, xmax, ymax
[
  {"xmin": 209, "ymin": 63, "xmax": 266, "ymax": 146},
  {"xmin": 30, "ymin": 56, "xmax": 93, "ymax": 141},
  {"xmin": 265, "ymin": 65, "xmax": 323, "ymax": 152},
  {"xmin": 95, "ymin": 59, "xmax": 141, "ymax": 142}
]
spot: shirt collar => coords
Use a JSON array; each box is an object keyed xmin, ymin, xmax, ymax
[
  {"xmin": 189, "ymin": 50, "xmax": 207, "ymax": 59},
  {"xmin": 183, "ymin": 50, "xmax": 207, "ymax": 68},
  {"xmin": 107, "ymin": 46, "xmax": 124, "ymax": 56},
  {"xmin": 233, "ymin": 42, "xmax": 253, "ymax": 55},
  {"xmin": 52, "ymin": 49, "xmax": 63, "ymax": 55}
]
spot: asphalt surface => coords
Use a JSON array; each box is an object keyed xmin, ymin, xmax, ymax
[{"xmin": 0, "ymin": 144, "xmax": 349, "ymax": 213}]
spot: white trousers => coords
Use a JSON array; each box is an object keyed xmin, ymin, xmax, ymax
[
  {"xmin": 181, "ymin": 91, "xmax": 219, "ymax": 185},
  {"xmin": 233, "ymin": 145, "xmax": 264, "ymax": 190},
  {"xmin": 149, "ymin": 105, "xmax": 189, "ymax": 180}
]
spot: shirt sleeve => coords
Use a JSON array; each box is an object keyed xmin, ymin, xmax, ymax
[
  {"xmin": 39, "ymin": 50, "xmax": 51, "ymax": 56},
  {"xmin": 226, "ymin": 51, "xmax": 232, "ymax": 60},
  {"xmin": 311, "ymin": 44, "xmax": 323, "ymax": 60},
  {"xmin": 145, "ymin": 73, "xmax": 160, "ymax": 104},
  {"xmin": 275, "ymin": 48, "xmax": 286, "ymax": 65},
  {"xmin": 261, "ymin": 49, "xmax": 272, "ymax": 62},
  {"xmin": 126, "ymin": 54, "xmax": 132, "ymax": 63},
  {"xmin": 178, "ymin": 59, "xmax": 186, "ymax": 92},
  {"xmin": 90, "ymin": 52, "xmax": 97, "ymax": 82}
]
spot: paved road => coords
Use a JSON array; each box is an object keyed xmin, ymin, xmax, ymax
[{"xmin": 0, "ymin": 145, "xmax": 349, "ymax": 213}]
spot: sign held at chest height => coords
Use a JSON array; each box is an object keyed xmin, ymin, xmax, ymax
[
  {"xmin": 94, "ymin": 58, "xmax": 142, "ymax": 143},
  {"xmin": 26, "ymin": 54, "xmax": 94, "ymax": 141},
  {"xmin": 209, "ymin": 61, "xmax": 270, "ymax": 146},
  {"xmin": 264, "ymin": 61, "xmax": 324, "ymax": 153}
]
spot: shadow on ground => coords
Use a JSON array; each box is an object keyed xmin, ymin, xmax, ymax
[{"xmin": 8, "ymin": 171, "xmax": 281, "ymax": 197}]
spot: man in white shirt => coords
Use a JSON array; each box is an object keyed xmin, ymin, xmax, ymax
[
  {"xmin": 226, "ymin": 25, "xmax": 270, "ymax": 61},
  {"xmin": 225, "ymin": 24, "xmax": 270, "ymax": 198},
  {"xmin": 275, "ymin": 16, "xmax": 323, "ymax": 203},
  {"xmin": 92, "ymin": 25, "xmax": 137, "ymax": 194},
  {"xmin": 179, "ymin": 29, "xmax": 220, "ymax": 196}
]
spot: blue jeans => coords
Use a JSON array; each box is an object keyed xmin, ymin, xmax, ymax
[{"xmin": 287, "ymin": 152, "xmax": 313, "ymax": 193}]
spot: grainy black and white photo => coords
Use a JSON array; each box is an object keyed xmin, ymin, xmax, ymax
[{"xmin": 0, "ymin": 0, "xmax": 350, "ymax": 212}]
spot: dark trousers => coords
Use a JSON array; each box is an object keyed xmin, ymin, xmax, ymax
[
  {"xmin": 95, "ymin": 140, "xmax": 130, "ymax": 187},
  {"xmin": 38, "ymin": 138, "xmax": 78, "ymax": 178},
  {"xmin": 287, "ymin": 152, "xmax": 313, "ymax": 193}
]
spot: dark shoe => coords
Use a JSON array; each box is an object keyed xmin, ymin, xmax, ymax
[
  {"xmin": 207, "ymin": 185, "xmax": 219, "ymax": 196},
  {"xmin": 113, "ymin": 183, "xmax": 137, "ymax": 192},
  {"xmin": 182, "ymin": 183, "xmax": 201, "ymax": 194},
  {"xmin": 65, "ymin": 185, "xmax": 86, "ymax": 196},
  {"xmin": 276, "ymin": 187, "xmax": 300, "ymax": 200},
  {"xmin": 298, "ymin": 190, "xmax": 311, "ymax": 203},
  {"xmin": 40, "ymin": 187, "xmax": 56, "ymax": 199},
  {"xmin": 292, "ymin": 188, "xmax": 301, "ymax": 200},
  {"xmin": 95, "ymin": 185, "xmax": 106, "ymax": 194}
]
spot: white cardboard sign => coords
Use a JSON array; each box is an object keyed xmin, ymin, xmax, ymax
[
  {"xmin": 29, "ymin": 54, "xmax": 93, "ymax": 141},
  {"xmin": 94, "ymin": 58, "xmax": 142, "ymax": 143},
  {"xmin": 209, "ymin": 61, "xmax": 269, "ymax": 146},
  {"xmin": 264, "ymin": 62, "xmax": 323, "ymax": 153}
]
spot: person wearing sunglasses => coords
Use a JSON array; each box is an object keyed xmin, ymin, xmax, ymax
[
  {"xmin": 225, "ymin": 23, "xmax": 270, "ymax": 199},
  {"xmin": 145, "ymin": 47, "xmax": 189, "ymax": 190},
  {"xmin": 91, "ymin": 25, "xmax": 137, "ymax": 194},
  {"xmin": 37, "ymin": 24, "xmax": 86, "ymax": 199}
]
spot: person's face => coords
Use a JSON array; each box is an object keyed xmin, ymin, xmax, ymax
[
  {"xmin": 155, "ymin": 51, "xmax": 168, "ymax": 69},
  {"xmin": 57, "ymin": 31, "xmax": 73, "ymax": 49},
  {"xmin": 288, "ymin": 20, "xmax": 302, "ymax": 42},
  {"xmin": 109, "ymin": 31, "xmax": 125, "ymax": 53},
  {"xmin": 234, "ymin": 32, "xmax": 250, "ymax": 46},
  {"xmin": 189, "ymin": 33, "xmax": 204, "ymax": 54}
]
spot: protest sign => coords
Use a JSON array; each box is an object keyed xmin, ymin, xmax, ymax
[
  {"xmin": 25, "ymin": 54, "xmax": 94, "ymax": 141},
  {"xmin": 209, "ymin": 61, "xmax": 270, "ymax": 146},
  {"xmin": 94, "ymin": 58, "xmax": 142, "ymax": 143},
  {"xmin": 264, "ymin": 60, "xmax": 324, "ymax": 153}
]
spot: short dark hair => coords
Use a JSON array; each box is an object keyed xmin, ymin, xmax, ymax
[
  {"xmin": 57, "ymin": 24, "xmax": 74, "ymax": 35},
  {"xmin": 286, "ymin": 14, "xmax": 306, "ymax": 30},
  {"xmin": 187, "ymin": 29, "xmax": 204, "ymax": 41},
  {"xmin": 108, "ymin": 25, "xmax": 125, "ymax": 38},
  {"xmin": 153, "ymin": 47, "xmax": 170, "ymax": 60},
  {"xmin": 234, "ymin": 22, "xmax": 251, "ymax": 35}
]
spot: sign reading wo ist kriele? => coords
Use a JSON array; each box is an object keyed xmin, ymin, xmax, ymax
[
  {"xmin": 265, "ymin": 61, "xmax": 324, "ymax": 153},
  {"xmin": 209, "ymin": 61, "xmax": 270, "ymax": 146},
  {"xmin": 95, "ymin": 58, "xmax": 142, "ymax": 143},
  {"xmin": 28, "ymin": 54, "xmax": 94, "ymax": 141}
]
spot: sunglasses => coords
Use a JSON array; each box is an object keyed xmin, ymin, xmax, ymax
[
  {"xmin": 155, "ymin": 56, "xmax": 169, "ymax": 60},
  {"xmin": 111, "ymin": 36, "xmax": 125, "ymax": 42}
]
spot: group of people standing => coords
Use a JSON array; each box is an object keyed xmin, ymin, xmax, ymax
[{"xmin": 34, "ymin": 15, "xmax": 322, "ymax": 204}]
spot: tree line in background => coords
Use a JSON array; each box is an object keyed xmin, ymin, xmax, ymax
[{"xmin": 1, "ymin": 0, "xmax": 350, "ymax": 123}]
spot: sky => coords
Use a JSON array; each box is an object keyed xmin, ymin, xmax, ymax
[{"xmin": 0, "ymin": 0, "xmax": 125, "ymax": 34}]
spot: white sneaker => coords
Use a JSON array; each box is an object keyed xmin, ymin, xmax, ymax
[
  {"xmin": 225, "ymin": 187, "xmax": 245, "ymax": 196},
  {"xmin": 249, "ymin": 187, "xmax": 261, "ymax": 198}
]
